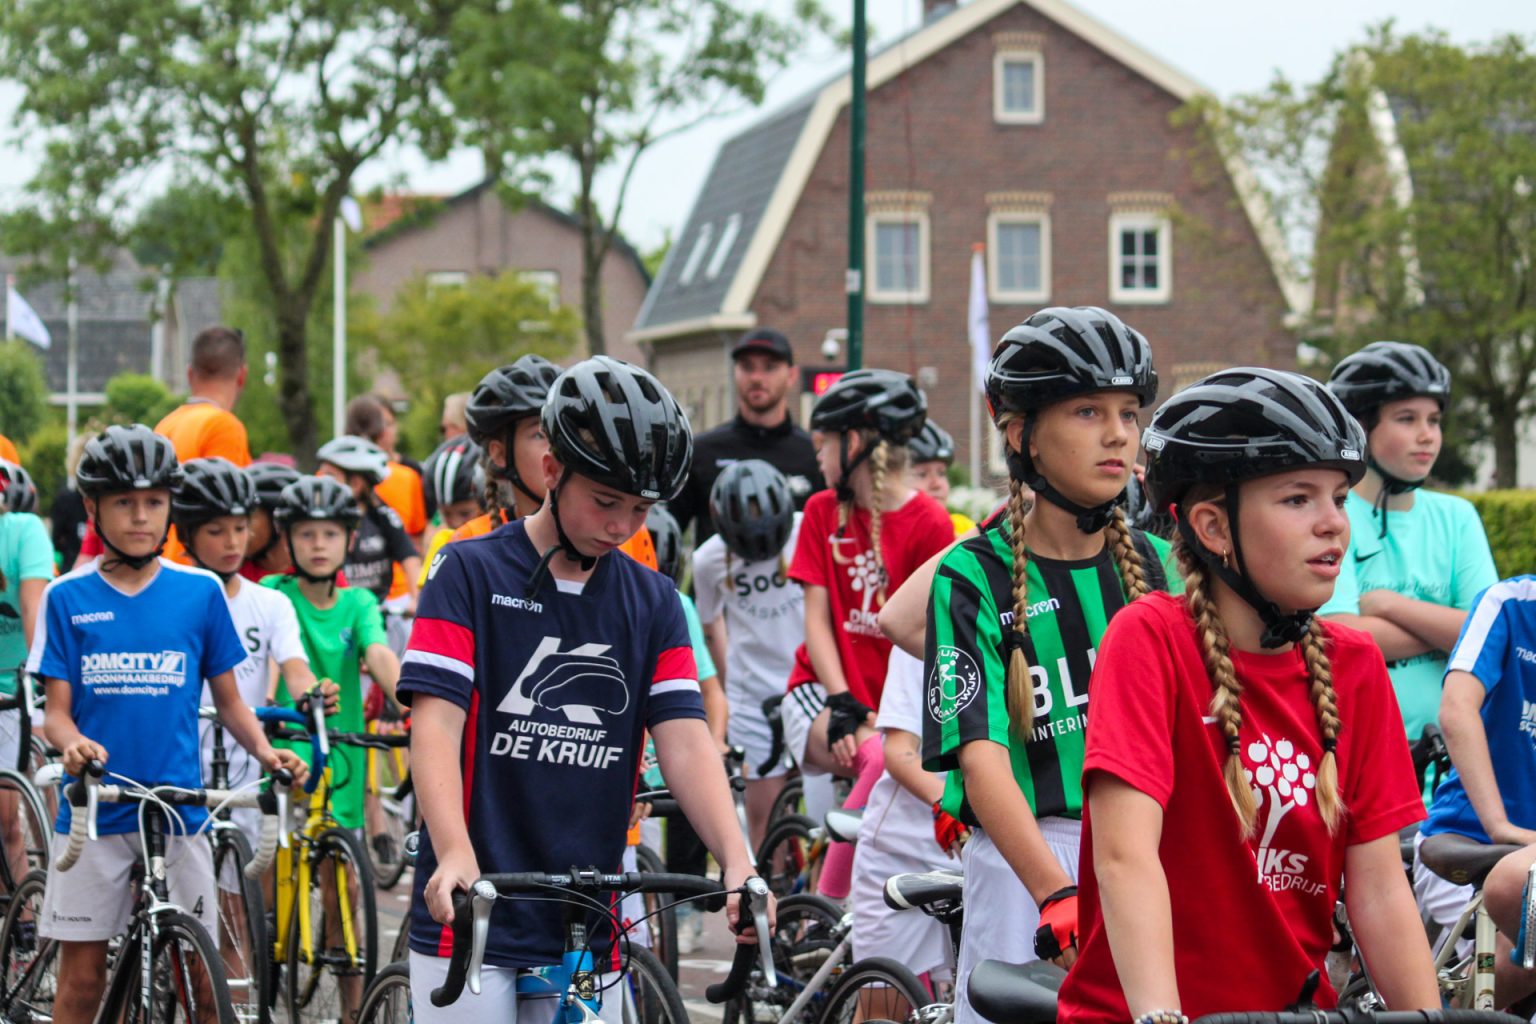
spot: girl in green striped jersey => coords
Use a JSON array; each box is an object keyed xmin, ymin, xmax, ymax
[{"xmin": 923, "ymin": 306, "xmax": 1172, "ymax": 1024}]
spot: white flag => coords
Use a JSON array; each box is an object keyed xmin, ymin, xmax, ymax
[
  {"xmin": 339, "ymin": 196, "xmax": 363, "ymax": 234},
  {"xmin": 968, "ymin": 244, "xmax": 989, "ymax": 389},
  {"xmin": 5, "ymin": 281, "xmax": 52, "ymax": 350}
]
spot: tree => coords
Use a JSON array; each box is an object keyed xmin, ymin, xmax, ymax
[
  {"xmin": 0, "ymin": 340, "xmax": 50, "ymax": 445},
  {"xmin": 0, "ymin": 0, "xmax": 467, "ymax": 462},
  {"xmin": 103, "ymin": 373, "xmax": 179, "ymax": 427},
  {"xmin": 356, "ymin": 271, "xmax": 580, "ymax": 456},
  {"xmin": 448, "ymin": 0, "xmax": 832, "ymax": 356},
  {"xmin": 1203, "ymin": 27, "xmax": 1536, "ymax": 486}
]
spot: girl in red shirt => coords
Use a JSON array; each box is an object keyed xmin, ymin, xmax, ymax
[
  {"xmin": 1060, "ymin": 368, "xmax": 1438, "ymax": 1024},
  {"xmin": 782, "ymin": 369, "xmax": 953, "ymax": 900}
]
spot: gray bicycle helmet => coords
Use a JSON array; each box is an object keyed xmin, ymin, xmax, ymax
[
  {"xmin": 908, "ymin": 421, "xmax": 955, "ymax": 465},
  {"xmin": 1326, "ymin": 341, "xmax": 1450, "ymax": 422},
  {"xmin": 76, "ymin": 424, "xmax": 184, "ymax": 499},
  {"xmin": 424, "ymin": 438, "xmax": 482, "ymax": 509},
  {"xmin": 709, "ymin": 460, "xmax": 794, "ymax": 563},
  {"xmin": 646, "ymin": 505, "xmax": 684, "ymax": 583},
  {"xmin": 0, "ymin": 460, "xmax": 37, "ymax": 515},
  {"xmin": 173, "ymin": 457, "xmax": 257, "ymax": 530},
  {"xmin": 272, "ymin": 475, "xmax": 363, "ymax": 532},
  {"xmin": 246, "ymin": 462, "xmax": 303, "ymax": 510},
  {"xmin": 316, "ymin": 436, "xmax": 392, "ymax": 486}
]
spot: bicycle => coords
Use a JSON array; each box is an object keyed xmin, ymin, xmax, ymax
[
  {"xmin": 429, "ymin": 870, "xmax": 774, "ymax": 1024},
  {"xmin": 0, "ymin": 758, "xmax": 293, "ymax": 1024},
  {"xmin": 0, "ymin": 691, "xmax": 50, "ymax": 896},
  {"xmin": 362, "ymin": 717, "xmax": 413, "ymax": 892}
]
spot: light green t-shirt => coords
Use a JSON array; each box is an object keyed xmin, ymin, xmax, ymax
[
  {"xmin": 262, "ymin": 575, "xmax": 388, "ymax": 829},
  {"xmin": 1, "ymin": 512, "xmax": 55, "ymax": 688},
  {"xmin": 678, "ymin": 592, "xmax": 717, "ymax": 681},
  {"xmin": 1319, "ymin": 489, "xmax": 1497, "ymax": 743}
]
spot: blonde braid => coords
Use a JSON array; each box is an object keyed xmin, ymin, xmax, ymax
[
  {"xmin": 1176, "ymin": 533, "xmax": 1259, "ymax": 837},
  {"xmin": 869, "ymin": 439, "xmax": 888, "ymax": 600},
  {"xmin": 480, "ymin": 450, "xmax": 503, "ymax": 519},
  {"xmin": 1103, "ymin": 506, "xmax": 1151, "ymax": 602},
  {"xmin": 1004, "ymin": 477, "xmax": 1036, "ymax": 736},
  {"xmin": 1299, "ymin": 618, "xmax": 1346, "ymax": 833}
]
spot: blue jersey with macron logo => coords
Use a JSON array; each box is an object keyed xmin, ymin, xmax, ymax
[
  {"xmin": 1423, "ymin": 575, "xmax": 1536, "ymax": 842},
  {"xmin": 26, "ymin": 559, "xmax": 247, "ymax": 835}
]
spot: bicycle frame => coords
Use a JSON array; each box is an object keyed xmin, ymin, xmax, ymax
[{"xmin": 1430, "ymin": 890, "xmax": 1499, "ymax": 1011}]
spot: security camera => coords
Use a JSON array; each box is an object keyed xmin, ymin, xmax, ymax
[{"xmin": 821, "ymin": 329, "xmax": 847, "ymax": 362}]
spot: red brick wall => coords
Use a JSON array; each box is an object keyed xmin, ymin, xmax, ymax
[{"xmin": 749, "ymin": 3, "xmax": 1295, "ymax": 479}]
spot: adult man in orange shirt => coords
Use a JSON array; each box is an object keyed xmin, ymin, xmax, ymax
[
  {"xmin": 0, "ymin": 436, "xmax": 19, "ymax": 465},
  {"xmin": 155, "ymin": 326, "xmax": 252, "ymax": 466}
]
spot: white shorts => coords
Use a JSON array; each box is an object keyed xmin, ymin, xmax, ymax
[
  {"xmin": 1412, "ymin": 831, "xmax": 1475, "ymax": 955},
  {"xmin": 780, "ymin": 684, "xmax": 827, "ymax": 777},
  {"xmin": 850, "ymin": 812, "xmax": 957, "ymax": 976},
  {"xmin": 954, "ymin": 819, "xmax": 1081, "ymax": 1024},
  {"xmin": 409, "ymin": 951, "xmax": 627, "ymax": 1024},
  {"xmin": 41, "ymin": 831, "xmax": 217, "ymax": 941},
  {"xmin": 0, "ymin": 708, "xmax": 23, "ymax": 775},
  {"xmin": 728, "ymin": 694, "xmax": 790, "ymax": 780}
]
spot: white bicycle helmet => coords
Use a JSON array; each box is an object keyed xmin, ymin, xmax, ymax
[{"xmin": 316, "ymin": 436, "xmax": 392, "ymax": 486}]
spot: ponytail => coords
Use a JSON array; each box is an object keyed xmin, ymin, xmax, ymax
[{"xmin": 1004, "ymin": 476, "xmax": 1036, "ymax": 736}]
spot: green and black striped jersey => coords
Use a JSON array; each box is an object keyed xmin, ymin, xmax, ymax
[{"xmin": 922, "ymin": 522, "xmax": 1178, "ymax": 824}]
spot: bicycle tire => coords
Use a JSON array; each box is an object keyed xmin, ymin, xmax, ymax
[
  {"xmin": 0, "ymin": 869, "xmax": 57, "ymax": 1024},
  {"xmin": 0, "ymin": 769, "xmax": 51, "ymax": 882},
  {"xmin": 138, "ymin": 908, "xmax": 238, "ymax": 1024},
  {"xmin": 212, "ymin": 825, "xmax": 270, "ymax": 1024},
  {"xmin": 618, "ymin": 943, "xmax": 688, "ymax": 1024},
  {"xmin": 633, "ymin": 843, "xmax": 680, "ymax": 981},
  {"xmin": 814, "ymin": 955, "xmax": 930, "ymax": 1024},
  {"xmin": 766, "ymin": 774, "xmax": 804, "ymax": 829},
  {"xmin": 389, "ymin": 916, "xmax": 411, "ymax": 964},
  {"xmin": 285, "ymin": 826, "xmax": 379, "ymax": 1024},
  {"xmin": 722, "ymin": 892, "xmax": 845, "ymax": 1024},
  {"xmin": 756, "ymin": 814, "xmax": 819, "ymax": 898},
  {"xmin": 366, "ymin": 747, "xmax": 410, "ymax": 891},
  {"xmin": 356, "ymin": 960, "xmax": 411, "ymax": 1024}
]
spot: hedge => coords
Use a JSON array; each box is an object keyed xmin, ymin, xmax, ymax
[{"xmin": 1457, "ymin": 490, "xmax": 1536, "ymax": 579}]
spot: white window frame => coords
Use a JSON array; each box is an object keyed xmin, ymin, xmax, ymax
[
  {"xmin": 867, "ymin": 210, "xmax": 930, "ymax": 304},
  {"xmin": 425, "ymin": 270, "xmax": 468, "ymax": 291},
  {"xmin": 1108, "ymin": 212, "xmax": 1172, "ymax": 304},
  {"xmin": 993, "ymin": 50, "xmax": 1044, "ymax": 125},
  {"xmin": 987, "ymin": 211, "xmax": 1051, "ymax": 303},
  {"xmin": 517, "ymin": 270, "xmax": 561, "ymax": 310},
  {"xmin": 705, "ymin": 213, "xmax": 742, "ymax": 281},
  {"xmin": 677, "ymin": 222, "xmax": 714, "ymax": 286}
]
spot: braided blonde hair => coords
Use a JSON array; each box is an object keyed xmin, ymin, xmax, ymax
[
  {"xmin": 833, "ymin": 430, "xmax": 906, "ymax": 603},
  {"xmin": 1173, "ymin": 506, "xmax": 1344, "ymax": 837},
  {"xmin": 1003, "ymin": 475, "xmax": 1036, "ymax": 735},
  {"xmin": 1103, "ymin": 506, "xmax": 1152, "ymax": 602}
]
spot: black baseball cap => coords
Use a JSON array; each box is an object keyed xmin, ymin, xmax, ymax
[{"xmin": 731, "ymin": 328, "xmax": 794, "ymax": 365}]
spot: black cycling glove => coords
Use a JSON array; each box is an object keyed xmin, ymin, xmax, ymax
[{"xmin": 825, "ymin": 691, "xmax": 874, "ymax": 749}]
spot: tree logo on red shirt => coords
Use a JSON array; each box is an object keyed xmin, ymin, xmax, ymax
[
  {"xmin": 928, "ymin": 645, "xmax": 982, "ymax": 723},
  {"xmin": 1244, "ymin": 734, "xmax": 1327, "ymax": 897}
]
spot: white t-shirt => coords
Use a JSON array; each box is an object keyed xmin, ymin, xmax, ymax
[
  {"xmin": 200, "ymin": 576, "xmax": 308, "ymax": 789},
  {"xmin": 692, "ymin": 514, "xmax": 804, "ymax": 703},
  {"xmin": 859, "ymin": 648, "xmax": 951, "ymax": 866}
]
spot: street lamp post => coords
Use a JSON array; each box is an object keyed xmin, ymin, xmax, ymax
[{"xmin": 846, "ymin": 0, "xmax": 866, "ymax": 371}]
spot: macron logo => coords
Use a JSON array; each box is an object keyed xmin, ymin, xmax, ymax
[
  {"xmin": 71, "ymin": 611, "xmax": 115, "ymax": 625},
  {"xmin": 491, "ymin": 594, "xmax": 544, "ymax": 614}
]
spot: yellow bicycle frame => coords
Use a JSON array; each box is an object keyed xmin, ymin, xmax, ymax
[{"xmin": 271, "ymin": 766, "xmax": 363, "ymax": 974}]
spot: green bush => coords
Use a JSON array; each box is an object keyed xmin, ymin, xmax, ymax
[
  {"xmin": 0, "ymin": 340, "xmax": 49, "ymax": 445},
  {"xmin": 20, "ymin": 423, "xmax": 70, "ymax": 517},
  {"xmin": 1458, "ymin": 490, "xmax": 1536, "ymax": 578},
  {"xmin": 103, "ymin": 373, "xmax": 180, "ymax": 426}
]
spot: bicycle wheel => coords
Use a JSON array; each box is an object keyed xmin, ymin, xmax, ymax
[
  {"xmin": 755, "ymin": 814, "xmax": 818, "ymax": 898},
  {"xmin": 366, "ymin": 750, "xmax": 410, "ymax": 892},
  {"xmin": 633, "ymin": 844, "xmax": 679, "ymax": 981},
  {"xmin": 286, "ymin": 827, "xmax": 378, "ymax": 1024},
  {"xmin": 617, "ymin": 943, "xmax": 687, "ymax": 1024},
  {"xmin": 389, "ymin": 916, "xmax": 411, "ymax": 964},
  {"xmin": 722, "ymin": 892, "xmax": 845, "ymax": 1024},
  {"xmin": 356, "ymin": 960, "xmax": 411, "ymax": 1024},
  {"xmin": 0, "ymin": 869, "xmax": 57, "ymax": 1024},
  {"xmin": 0, "ymin": 769, "xmax": 50, "ymax": 884},
  {"xmin": 212, "ymin": 825, "xmax": 270, "ymax": 1024},
  {"xmin": 814, "ymin": 956, "xmax": 930, "ymax": 1024},
  {"xmin": 766, "ymin": 774, "xmax": 803, "ymax": 829},
  {"xmin": 138, "ymin": 909, "xmax": 238, "ymax": 1024}
]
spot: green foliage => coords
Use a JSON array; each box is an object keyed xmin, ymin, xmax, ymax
[
  {"xmin": 102, "ymin": 373, "xmax": 179, "ymax": 427},
  {"xmin": 130, "ymin": 180, "xmax": 243, "ymax": 279},
  {"xmin": 19, "ymin": 423, "xmax": 70, "ymax": 516},
  {"xmin": 1459, "ymin": 490, "xmax": 1536, "ymax": 578},
  {"xmin": 356, "ymin": 271, "xmax": 579, "ymax": 457},
  {"xmin": 642, "ymin": 232, "xmax": 672, "ymax": 280},
  {"xmin": 0, "ymin": 340, "xmax": 50, "ymax": 445}
]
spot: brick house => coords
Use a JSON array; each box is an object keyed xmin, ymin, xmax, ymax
[
  {"xmin": 628, "ymin": 0, "xmax": 1304, "ymax": 480},
  {"xmin": 354, "ymin": 179, "xmax": 652, "ymax": 366}
]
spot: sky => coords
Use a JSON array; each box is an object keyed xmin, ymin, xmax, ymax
[{"xmin": 2, "ymin": 0, "xmax": 1534, "ymax": 255}]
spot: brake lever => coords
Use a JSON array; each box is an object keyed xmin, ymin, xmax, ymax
[
  {"xmin": 745, "ymin": 876, "xmax": 776, "ymax": 989},
  {"xmin": 467, "ymin": 879, "xmax": 497, "ymax": 995}
]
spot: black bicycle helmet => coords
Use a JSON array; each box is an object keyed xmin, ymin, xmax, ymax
[
  {"xmin": 543, "ymin": 356, "xmax": 693, "ymax": 502},
  {"xmin": 246, "ymin": 462, "xmax": 302, "ymax": 510},
  {"xmin": 272, "ymin": 475, "xmax": 363, "ymax": 532},
  {"xmin": 424, "ymin": 438, "xmax": 482, "ymax": 509},
  {"xmin": 76, "ymin": 424, "xmax": 184, "ymax": 499},
  {"xmin": 1144, "ymin": 367, "xmax": 1365, "ymax": 648},
  {"xmin": 646, "ymin": 505, "xmax": 684, "ymax": 583},
  {"xmin": 466, "ymin": 355, "xmax": 562, "ymax": 447},
  {"xmin": 0, "ymin": 461, "xmax": 37, "ymax": 515},
  {"xmin": 1326, "ymin": 341, "xmax": 1450, "ymax": 421},
  {"xmin": 710, "ymin": 460, "xmax": 794, "ymax": 563},
  {"xmin": 908, "ymin": 420, "xmax": 955, "ymax": 465},
  {"xmin": 173, "ymin": 457, "xmax": 257, "ymax": 531},
  {"xmin": 810, "ymin": 369, "xmax": 927, "ymax": 444}
]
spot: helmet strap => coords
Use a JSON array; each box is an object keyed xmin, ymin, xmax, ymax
[
  {"xmin": 1175, "ymin": 488, "xmax": 1313, "ymax": 649},
  {"xmin": 285, "ymin": 529, "xmax": 347, "ymax": 598},
  {"xmin": 98, "ymin": 518, "xmax": 167, "ymax": 574},
  {"xmin": 1366, "ymin": 456, "xmax": 1422, "ymax": 539},
  {"xmin": 539, "ymin": 468, "xmax": 597, "ymax": 581},
  {"xmin": 491, "ymin": 426, "xmax": 544, "ymax": 514},
  {"xmin": 1007, "ymin": 416, "xmax": 1118, "ymax": 535},
  {"xmin": 181, "ymin": 523, "xmax": 240, "ymax": 583},
  {"xmin": 833, "ymin": 431, "xmax": 877, "ymax": 510}
]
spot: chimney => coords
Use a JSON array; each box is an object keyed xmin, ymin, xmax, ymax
[{"xmin": 923, "ymin": 0, "xmax": 956, "ymax": 23}]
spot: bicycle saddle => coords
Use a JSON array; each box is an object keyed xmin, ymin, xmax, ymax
[
  {"xmin": 883, "ymin": 871, "xmax": 964, "ymax": 913},
  {"xmin": 1398, "ymin": 823, "xmax": 1420, "ymax": 867},
  {"xmin": 823, "ymin": 809, "xmax": 864, "ymax": 843},
  {"xmin": 1418, "ymin": 832, "xmax": 1523, "ymax": 887},
  {"xmin": 967, "ymin": 959, "xmax": 1065, "ymax": 1024}
]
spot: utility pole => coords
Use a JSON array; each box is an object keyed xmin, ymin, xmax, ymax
[{"xmin": 846, "ymin": 0, "xmax": 867, "ymax": 371}]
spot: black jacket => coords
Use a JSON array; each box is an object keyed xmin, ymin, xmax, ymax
[{"xmin": 670, "ymin": 414, "xmax": 824, "ymax": 543}]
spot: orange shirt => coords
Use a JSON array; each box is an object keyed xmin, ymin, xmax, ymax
[
  {"xmin": 155, "ymin": 401, "xmax": 252, "ymax": 467},
  {"xmin": 446, "ymin": 512, "xmax": 657, "ymax": 571},
  {"xmin": 0, "ymin": 434, "xmax": 19, "ymax": 465},
  {"xmin": 376, "ymin": 460, "xmax": 427, "ymax": 601}
]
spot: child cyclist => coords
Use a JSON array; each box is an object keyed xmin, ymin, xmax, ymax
[
  {"xmin": 316, "ymin": 436, "xmax": 422, "ymax": 614},
  {"xmin": 241, "ymin": 461, "xmax": 301, "ymax": 581},
  {"xmin": 26, "ymin": 425, "xmax": 306, "ymax": 1024},
  {"xmin": 782, "ymin": 368, "xmax": 953, "ymax": 902},
  {"xmin": 1058, "ymin": 368, "xmax": 1437, "ymax": 1023},
  {"xmin": 1320, "ymin": 342, "xmax": 1497, "ymax": 745},
  {"xmin": 923, "ymin": 307, "xmax": 1170, "ymax": 1024},
  {"xmin": 400, "ymin": 356, "xmax": 765, "ymax": 1021},
  {"xmin": 907, "ymin": 420, "xmax": 975, "ymax": 536},
  {"xmin": 693, "ymin": 460, "xmax": 805, "ymax": 847}
]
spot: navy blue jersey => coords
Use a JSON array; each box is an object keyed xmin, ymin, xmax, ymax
[{"xmin": 399, "ymin": 520, "xmax": 704, "ymax": 968}]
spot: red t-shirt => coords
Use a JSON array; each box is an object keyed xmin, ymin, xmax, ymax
[
  {"xmin": 786, "ymin": 488, "xmax": 953, "ymax": 708},
  {"xmin": 1060, "ymin": 592, "xmax": 1424, "ymax": 1023}
]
